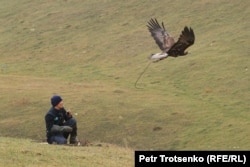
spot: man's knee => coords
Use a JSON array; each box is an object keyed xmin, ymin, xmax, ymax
[
  {"xmin": 65, "ymin": 117, "xmax": 77, "ymax": 127},
  {"xmin": 61, "ymin": 126, "xmax": 73, "ymax": 133},
  {"xmin": 51, "ymin": 125, "xmax": 72, "ymax": 133}
]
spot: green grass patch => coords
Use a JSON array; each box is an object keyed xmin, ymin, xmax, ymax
[
  {"xmin": 0, "ymin": 137, "xmax": 133, "ymax": 167},
  {"xmin": 0, "ymin": 0, "xmax": 249, "ymax": 156}
]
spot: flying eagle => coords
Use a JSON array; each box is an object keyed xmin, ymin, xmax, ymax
[{"xmin": 147, "ymin": 18, "xmax": 195, "ymax": 62}]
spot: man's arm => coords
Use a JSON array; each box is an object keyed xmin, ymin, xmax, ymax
[
  {"xmin": 62, "ymin": 108, "xmax": 72, "ymax": 121},
  {"xmin": 45, "ymin": 114, "xmax": 54, "ymax": 132}
]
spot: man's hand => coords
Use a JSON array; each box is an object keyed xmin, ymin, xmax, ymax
[{"xmin": 66, "ymin": 109, "xmax": 72, "ymax": 117}]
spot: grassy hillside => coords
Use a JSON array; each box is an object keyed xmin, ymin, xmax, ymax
[
  {"xmin": 0, "ymin": 0, "xmax": 249, "ymax": 156},
  {"xmin": 0, "ymin": 137, "xmax": 133, "ymax": 167}
]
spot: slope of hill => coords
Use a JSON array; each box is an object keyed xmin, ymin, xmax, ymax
[
  {"xmin": 0, "ymin": 0, "xmax": 249, "ymax": 152},
  {"xmin": 0, "ymin": 137, "xmax": 133, "ymax": 167}
]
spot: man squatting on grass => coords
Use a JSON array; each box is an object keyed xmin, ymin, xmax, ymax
[{"xmin": 45, "ymin": 95, "xmax": 79, "ymax": 145}]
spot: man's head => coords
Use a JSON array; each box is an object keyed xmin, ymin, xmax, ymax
[{"xmin": 51, "ymin": 95, "xmax": 63, "ymax": 108}]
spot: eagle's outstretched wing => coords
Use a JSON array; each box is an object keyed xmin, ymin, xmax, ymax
[
  {"xmin": 167, "ymin": 26, "xmax": 195, "ymax": 57},
  {"xmin": 147, "ymin": 18, "xmax": 175, "ymax": 52}
]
